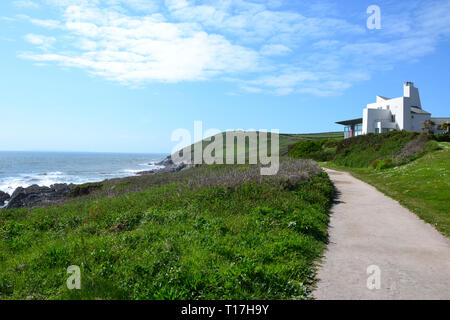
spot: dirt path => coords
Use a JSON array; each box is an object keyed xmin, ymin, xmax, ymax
[{"xmin": 314, "ymin": 169, "xmax": 450, "ymax": 300}]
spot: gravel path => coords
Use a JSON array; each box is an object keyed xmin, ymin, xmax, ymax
[{"xmin": 314, "ymin": 169, "xmax": 450, "ymax": 300}]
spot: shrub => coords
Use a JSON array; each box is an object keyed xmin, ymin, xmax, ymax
[
  {"xmin": 370, "ymin": 158, "xmax": 394, "ymax": 170},
  {"xmin": 433, "ymin": 132, "xmax": 450, "ymax": 142},
  {"xmin": 289, "ymin": 140, "xmax": 336, "ymax": 161}
]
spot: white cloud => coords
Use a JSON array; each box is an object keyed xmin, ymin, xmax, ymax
[
  {"xmin": 13, "ymin": 1, "xmax": 39, "ymax": 9},
  {"xmin": 260, "ymin": 44, "xmax": 291, "ymax": 56},
  {"xmin": 15, "ymin": 0, "xmax": 450, "ymax": 96},
  {"xmin": 30, "ymin": 18, "xmax": 62, "ymax": 29},
  {"xmin": 24, "ymin": 33, "xmax": 56, "ymax": 50},
  {"xmin": 22, "ymin": 3, "xmax": 259, "ymax": 84}
]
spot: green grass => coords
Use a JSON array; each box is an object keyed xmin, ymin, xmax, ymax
[
  {"xmin": 322, "ymin": 142, "xmax": 450, "ymax": 237},
  {"xmin": 332, "ymin": 130, "xmax": 421, "ymax": 168},
  {"xmin": 288, "ymin": 130, "xmax": 428, "ymax": 166},
  {"xmin": 184, "ymin": 131, "xmax": 343, "ymax": 161},
  {"xmin": 0, "ymin": 160, "xmax": 334, "ymax": 300}
]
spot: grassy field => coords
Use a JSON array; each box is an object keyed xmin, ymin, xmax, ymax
[
  {"xmin": 0, "ymin": 160, "xmax": 334, "ymax": 300},
  {"xmin": 322, "ymin": 142, "xmax": 450, "ymax": 236}
]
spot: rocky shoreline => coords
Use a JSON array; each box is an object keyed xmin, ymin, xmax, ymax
[
  {"xmin": 136, "ymin": 155, "xmax": 198, "ymax": 175},
  {"xmin": 0, "ymin": 184, "xmax": 74, "ymax": 210},
  {"xmin": 0, "ymin": 155, "xmax": 198, "ymax": 210}
]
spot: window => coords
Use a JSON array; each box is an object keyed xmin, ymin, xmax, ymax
[
  {"xmin": 354, "ymin": 123, "xmax": 363, "ymax": 136},
  {"xmin": 344, "ymin": 125, "xmax": 351, "ymax": 139},
  {"xmin": 391, "ymin": 114, "xmax": 396, "ymax": 122},
  {"xmin": 375, "ymin": 128, "xmax": 380, "ymax": 134}
]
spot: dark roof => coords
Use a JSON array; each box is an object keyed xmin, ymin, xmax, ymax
[
  {"xmin": 431, "ymin": 117, "xmax": 450, "ymax": 121},
  {"xmin": 410, "ymin": 107, "xmax": 431, "ymax": 115},
  {"xmin": 336, "ymin": 118, "xmax": 363, "ymax": 126}
]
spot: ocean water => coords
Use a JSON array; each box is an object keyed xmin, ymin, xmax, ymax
[{"xmin": 0, "ymin": 151, "xmax": 167, "ymax": 195}]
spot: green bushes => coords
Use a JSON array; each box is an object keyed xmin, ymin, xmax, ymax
[
  {"xmin": 369, "ymin": 158, "xmax": 394, "ymax": 170},
  {"xmin": 433, "ymin": 132, "xmax": 450, "ymax": 142},
  {"xmin": 333, "ymin": 131, "xmax": 419, "ymax": 168},
  {"xmin": 288, "ymin": 139, "xmax": 339, "ymax": 161},
  {"xmin": 289, "ymin": 130, "xmax": 441, "ymax": 171}
]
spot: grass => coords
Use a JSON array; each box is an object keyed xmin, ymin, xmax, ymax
[
  {"xmin": 0, "ymin": 159, "xmax": 334, "ymax": 300},
  {"xmin": 322, "ymin": 142, "xmax": 450, "ymax": 236},
  {"xmin": 184, "ymin": 131, "xmax": 343, "ymax": 161},
  {"xmin": 332, "ymin": 130, "xmax": 422, "ymax": 168}
]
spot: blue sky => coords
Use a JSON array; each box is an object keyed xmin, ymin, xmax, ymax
[{"xmin": 1, "ymin": 0, "xmax": 450, "ymax": 153}]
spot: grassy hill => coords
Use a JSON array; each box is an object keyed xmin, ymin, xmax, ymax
[
  {"xmin": 0, "ymin": 159, "xmax": 334, "ymax": 300},
  {"xmin": 289, "ymin": 130, "xmax": 440, "ymax": 167},
  {"xmin": 181, "ymin": 131, "xmax": 343, "ymax": 161}
]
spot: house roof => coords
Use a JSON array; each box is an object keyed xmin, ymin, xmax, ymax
[
  {"xmin": 336, "ymin": 118, "xmax": 363, "ymax": 125},
  {"xmin": 431, "ymin": 117, "xmax": 450, "ymax": 122},
  {"xmin": 410, "ymin": 107, "xmax": 431, "ymax": 115},
  {"xmin": 377, "ymin": 95, "xmax": 391, "ymax": 100}
]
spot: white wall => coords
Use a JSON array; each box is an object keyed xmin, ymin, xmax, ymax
[{"xmin": 363, "ymin": 108, "xmax": 392, "ymax": 134}]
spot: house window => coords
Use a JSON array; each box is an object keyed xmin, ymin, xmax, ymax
[
  {"xmin": 391, "ymin": 114, "xmax": 396, "ymax": 122},
  {"xmin": 375, "ymin": 128, "xmax": 380, "ymax": 134},
  {"xmin": 354, "ymin": 123, "xmax": 363, "ymax": 136}
]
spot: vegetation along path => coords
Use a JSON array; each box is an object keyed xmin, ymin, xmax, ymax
[{"xmin": 314, "ymin": 169, "xmax": 450, "ymax": 300}]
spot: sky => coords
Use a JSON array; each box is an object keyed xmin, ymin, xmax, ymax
[{"xmin": 0, "ymin": 0, "xmax": 449, "ymax": 153}]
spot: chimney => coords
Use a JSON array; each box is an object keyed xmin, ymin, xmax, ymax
[
  {"xmin": 403, "ymin": 82, "xmax": 421, "ymax": 108},
  {"xmin": 404, "ymin": 82, "xmax": 414, "ymax": 97}
]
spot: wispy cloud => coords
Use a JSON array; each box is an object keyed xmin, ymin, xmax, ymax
[
  {"xmin": 24, "ymin": 33, "xmax": 55, "ymax": 50},
  {"xmin": 13, "ymin": 1, "xmax": 39, "ymax": 9},
  {"xmin": 13, "ymin": 0, "xmax": 450, "ymax": 95}
]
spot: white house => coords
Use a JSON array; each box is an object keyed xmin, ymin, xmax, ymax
[{"xmin": 337, "ymin": 82, "xmax": 450, "ymax": 138}]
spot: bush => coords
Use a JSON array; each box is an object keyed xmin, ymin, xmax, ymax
[
  {"xmin": 289, "ymin": 139, "xmax": 337, "ymax": 161},
  {"xmin": 370, "ymin": 158, "xmax": 394, "ymax": 170},
  {"xmin": 433, "ymin": 132, "xmax": 450, "ymax": 142}
]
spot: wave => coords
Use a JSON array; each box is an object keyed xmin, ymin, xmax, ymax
[{"xmin": 0, "ymin": 165, "xmax": 165, "ymax": 194}]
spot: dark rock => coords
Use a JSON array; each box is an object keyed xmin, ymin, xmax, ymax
[
  {"xmin": 0, "ymin": 191, "xmax": 10, "ymax": 206},
  {"xmin": 136, "ymin": 157, "xmax": 200, "ymax": 176},
  {"xmin": 155, "ymin": 156, "xmax": 174, "ymax": 167},
  {"xmin": 5, "ymin": 183, "xmax": 73, "ymax": 210},
  {"xmin": 67, "ymin": 182, "xmax": 103, "ymax": 198}
]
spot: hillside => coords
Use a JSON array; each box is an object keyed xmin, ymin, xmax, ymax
[
  {"xmin": 180, "ymin": 131, "xmax": 343, "ymax": 162},
  {"xmin": 0, "ymin": 159, "xmax": 334, "ymax": 299},
  {"xmin": 289, "ymin": 130, "xmax": 441, "ymax": 167}
]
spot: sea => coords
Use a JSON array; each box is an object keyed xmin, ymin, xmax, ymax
[{"xmin": 0, "ymin": 151, "xmax": 167, "ymax": 195}]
